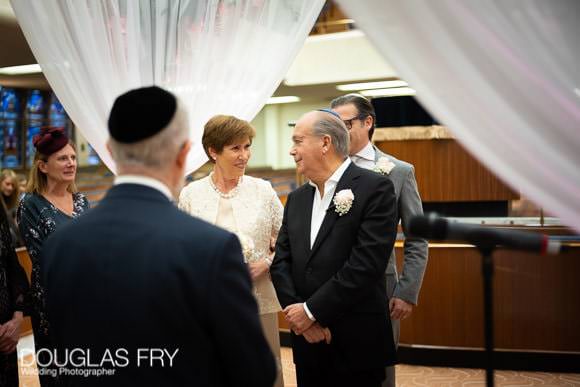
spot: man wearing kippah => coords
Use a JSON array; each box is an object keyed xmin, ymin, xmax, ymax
[
  {"xmin": 271, "ymin": 110, "xmax": 398, "ymax": 387},
  {"xmin": 331, "ymin": 93, "xmax": 428, "ymax": 387},
  {"xmin": 40, "ymin": 86, "xmax": 276, "ymax": 387}
]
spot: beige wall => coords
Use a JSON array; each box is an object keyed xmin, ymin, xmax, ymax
[{"xmin": 249, "ymin": 100, "xmax": 330, "ymax": 169}]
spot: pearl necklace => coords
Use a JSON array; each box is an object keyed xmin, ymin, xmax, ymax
[{"xmin": 209, "ymin": 173, "xmax": 241, "ymax": 199}]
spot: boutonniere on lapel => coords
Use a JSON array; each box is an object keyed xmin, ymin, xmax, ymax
[
  {"xmin": 333, "ymin": 189, "xmax": 354, "ymax": 216},
  {"xmin": 373, "ymin": 156, "xmax": 395, "ymax": 175}
]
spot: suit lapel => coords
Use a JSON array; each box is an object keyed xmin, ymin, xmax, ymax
[
  {"xmin": 308, "ymin": 163, "xmax": 360, "ymax": 260},
  {"xmin": 302, "ymin": 185, "xmax": 315, "ymax": 250}
]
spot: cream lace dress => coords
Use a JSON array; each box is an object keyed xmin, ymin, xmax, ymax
[{"xmin": 179, "ymin": 174, "xmax": 284, "ymax": 387}]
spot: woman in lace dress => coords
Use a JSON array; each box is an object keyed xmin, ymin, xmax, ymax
[
  {"xmin": 17, "ymin": 127, "xmax": 89, "ymax": 386},
  {"xmin": 179, "ymin": 115, "xmax": 284, "ymax": 387}
]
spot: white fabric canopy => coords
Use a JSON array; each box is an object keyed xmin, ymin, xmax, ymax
[
  {"xmin": 11, "ymin": 0, "xmax": 324, "ymax": 174},
  {"xmin": 336, "ymin": 0, "xmax": 580, "ymax": 232}
]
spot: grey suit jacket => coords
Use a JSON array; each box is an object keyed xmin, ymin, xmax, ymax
[{"xmin": 374, "ymin": 146, "xmax": 428, "ymax": 305}]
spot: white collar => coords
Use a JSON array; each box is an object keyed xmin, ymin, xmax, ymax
[
  {"xmin": 354, "ymin": 141, "xmax": 375, "ymax": 162},
  {"xmin": 308, "ymin": 158, "xmax": 352, "ymax": 189},
  {"xmin": 114, "ymin": 175, "xmax": 173, "ymax": 201}
]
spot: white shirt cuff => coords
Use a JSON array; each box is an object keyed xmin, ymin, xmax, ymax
[{"xmin": 303, "ymin": 303, "xmax": 316, "ymax": 321}]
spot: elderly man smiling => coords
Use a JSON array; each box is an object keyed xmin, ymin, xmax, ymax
[{"xmin": 271, "ymin": 109, "xmax": 399, "ymax": 387}]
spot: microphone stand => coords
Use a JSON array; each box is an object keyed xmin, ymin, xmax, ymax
[{"xmin": 478, "ymin": 245, "xmax": 495, "ymax": 387}]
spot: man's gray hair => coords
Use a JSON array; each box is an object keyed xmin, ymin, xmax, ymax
[
  {"xmin": 108, "ymin": 100, "xmax": 189, "ymax": 168},
  {"xmin": 312, "ymin": 113, "xmax": 350, "ymax": 159}
]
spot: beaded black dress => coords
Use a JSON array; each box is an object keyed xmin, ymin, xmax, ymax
[{"xmin": 17, "ymin": 192, "xmax": 89, "ymax": 386}]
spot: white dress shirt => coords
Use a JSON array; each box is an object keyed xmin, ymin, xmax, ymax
[
  {"xmin": 308, "ymin": 158, "xmax": 351, "ymax": 248},
  {"xmin": 114, "ymin": 175, "xmax": 173, "ymax": 201},
  {"xmin": 304, "ymin": 158, "xmax": 351, "ymax": 321},
  {"xmin": 350, "ymin": 141, "xmax": 376, "ymax": 170}
]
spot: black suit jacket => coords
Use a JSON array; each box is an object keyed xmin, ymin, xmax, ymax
[
  {"xmin": 41, "ymin": 183, "xmax": 275, "ymax": 387},
  {"xmin": 271, "ymin": 163, "xmax": 398, "ymax": 373}
]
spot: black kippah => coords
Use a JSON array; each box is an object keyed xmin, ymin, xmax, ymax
[
  {"xmin": 108, "ymin": 86, "xmax": 177, "ymax": 143},
  {"xmin": 317, "ymin": 108, "xmax": 341, "ymax": 120}
]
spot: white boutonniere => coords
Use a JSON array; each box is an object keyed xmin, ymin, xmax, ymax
[
  {"xmin": 333, "ymin": 189, "xmax": 354, "ymax": 216},
  {"xmin": 373, "ymin": 156, "xmax": 395, "ymax": 175}
]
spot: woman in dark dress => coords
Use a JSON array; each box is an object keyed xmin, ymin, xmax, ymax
[
  {"xmin": 0, "ymin": 203, "xmax": 28, "ymax": 387},
  {"xmin": 17, "ymin": 127, "xmax": 89, "ymax": 386}
]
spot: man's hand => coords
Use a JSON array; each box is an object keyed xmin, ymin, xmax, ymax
[
  {"xmin": 0, "ymin": 312, "xmax": 23, "ymax": 354},
  {"xmin": 301, "ymin": 323, "xmax": 332, "ymax": 344},
  {"xmin": 389, "ymin": 297, "xmax": 413, "ymax": 320},
  {"xmin": 248, "ymin": 260, "xmax": 269, "ymax": 280},
  {"xmin": 284, "ymin": 303, "xmax": 314, "ymax": 334}
]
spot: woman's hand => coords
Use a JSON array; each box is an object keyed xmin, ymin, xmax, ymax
[
  {"xmin": 0, "ymin": 312, "xmax": 23, "ymax": 354},
  {"xmin": 248, "ymin": 260, "xmax": 270, "ymax": 280}
]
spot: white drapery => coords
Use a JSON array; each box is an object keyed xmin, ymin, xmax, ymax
[
  {"xmin": 11, "ymin": 0, "xmax": 324, "ymax": 174},
  {"xmin": 336, "ymin": 0, "xmax": 580, "ymax": 232}
]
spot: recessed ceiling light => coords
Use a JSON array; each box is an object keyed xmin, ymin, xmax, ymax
[
  {"xmin": 266, "ymin": 96, "xmax": 301, "ymax": 104},
  {"xmin": 0, "ymin": 64, "xmax": 42, "ymax": 75},
  {"xmin": 337, "ymin": 80, "xmax": 408, "ymax": 91},
  {"xmin": 360, "ymin": 87, "xmax": 416, "ymax": 97}
]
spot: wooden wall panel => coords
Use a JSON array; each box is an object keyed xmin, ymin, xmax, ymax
[
  {"xmin": 280, "ymin": 240, "xmax": 580, "ymax": 353},
  {"xmin": 16, "ymin": 247, "xmax": 33, "ymax": 336},
  {"xmin": 397, "ymin": 244, "xmax": 580, "ymax": 352},
  {"xmin": 376, "ymin": 139, "xmax": 519, "ymax": 202}
]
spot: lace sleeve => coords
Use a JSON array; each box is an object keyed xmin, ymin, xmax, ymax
[
  {"xmin": 178, "ymin": 186, "xmax": 191, "ymax": 213},
  {"xmin": 269, "ymin": 186, "xmax": 283, "ymax": 242}
]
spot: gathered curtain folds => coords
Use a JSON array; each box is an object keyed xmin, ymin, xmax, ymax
[
  {"xmin": 336, "ymin": 0, "xmax": 580, "ymax": 233},
  {"xmin": 11, "ymin": 0, "xmax": 324, "ymax": 174}
]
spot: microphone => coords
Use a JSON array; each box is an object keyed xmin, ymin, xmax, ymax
[{"xmin": 409, "ymin": 214, "xmax": 564, "ymax": 255}]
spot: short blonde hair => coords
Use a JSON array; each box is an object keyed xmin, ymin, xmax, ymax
[
  {"xmin": 202, "ymin": 115, "xmax": 255, "ymax": 162},
  {"xmin": 26, "ymin": 141, "xmax": 78, "ymax": 195}
]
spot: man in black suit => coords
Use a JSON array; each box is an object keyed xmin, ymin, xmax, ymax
[
  {"xmin": 270, "ymin": 110, "xmax": 398, "ymax": 387},
  {"xmin": 40, "ymin": 86, "xmax": 276, "ymax": 387}
]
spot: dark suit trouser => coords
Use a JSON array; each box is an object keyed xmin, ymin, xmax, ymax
[
  {"xmin": 0, "ymin": 352, "xmax": 18, "ymax": 387},
  {"xmin": 296, "ymin": 364, "xmax": 384, "ymax": 387},
  {"xmin": 383, "ymin": 273, "xmax": 400, "ymax": 387}
]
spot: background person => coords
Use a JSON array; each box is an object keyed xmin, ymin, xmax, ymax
[
  {"xmin": 331, "ymin": 93, "xmax": 429, "ymax": 387},
  {"xmin": 17, "ymin": 127, "xmax": 89, "ymax": 386},
  {"xmin": 0, "ymin": 204, "xmax": 28, "ymax": 387}
]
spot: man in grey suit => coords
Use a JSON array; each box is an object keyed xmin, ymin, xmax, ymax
[{"xmin": 332, "ymin": 93, "xmax": 428, "ymax": 387}]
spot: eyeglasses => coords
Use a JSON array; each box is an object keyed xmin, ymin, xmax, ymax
[{"xmin": 342, "ymin": 114, "xmax": 368, "ymax": 130}]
